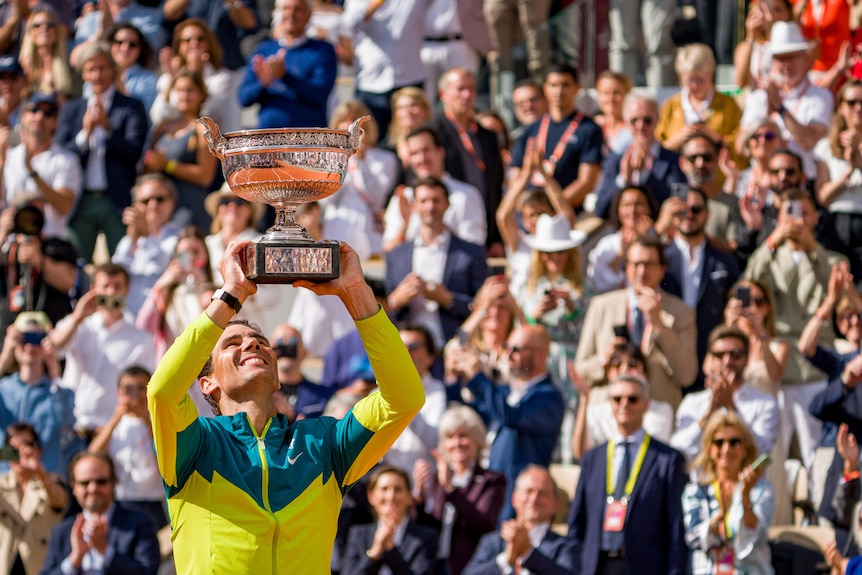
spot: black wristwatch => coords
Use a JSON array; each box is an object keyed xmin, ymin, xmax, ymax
[
  {"xmin": 776, "ymin": 104, "xmax": 787, "ymax": 116},
  {"xmin": 212, "ymin": 288, "xmax": 242, "ymax": 313}
]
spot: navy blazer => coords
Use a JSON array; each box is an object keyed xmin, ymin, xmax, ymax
[
  {"xmin": 567, "ymin": 437, "xmax": 688, "ymax": 575},
  {"xmin": 662, "ymin": 239, "xmax": 740, "ymax": 381},
  {"xmin": 467, "ymin": 373, "xmax": 564, "ymax": 521},
  {"xmin": 39, "ymin": 503, "xmax": 161, "ymax": 575},
  {"xmin": 55, "ymin": 92, "xmax": 148, "ymax": 211},
  {"xmin": 594, "ymin": 146, "xmax": 687, "ymax": 219},
  {"xmin": 341, "ymin": 520, "xmax": 438, "ymax": 575},
  {"xmin": 385, "ymin": 235, "xmax": 488, "ymax": 342},
  {"xmin": 463, "ymin": 528, "xmax": 578, "ymax": 575},
  {"xmin": 429, "ymin": 114, "xmax": 505, "ymax": 247}
]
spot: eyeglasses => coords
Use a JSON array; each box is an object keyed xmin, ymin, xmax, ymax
[
  {"xmin": 504, "ymin": 344, "xmax": 534, "ymax": 355},
  {"xmin": 220, "ymin": 198, "xmax": 248, "ymax": 208},
  {"xmin": 629, "ymin": 116, "xmax": 654, "ymax": 126},
  {"xmin": 112, "ymin": 38, "xmax": 141, "ymax": 49},
  {"xmin": 685, "ymin": 153, "xmax": 715, "ymax": 163},
  {"xmin": 75, "ymin": 477, "xmax": 111, "ymax": 487},
  {"xmin": 30, "ymin": 21, "xmax": 55, "ymax": 29},
  {"xmin": 137, "ymin": 195, "xmax": 169, "ymax": 205},
  {"xmin": 844, "ymin": 99, "xmax": 862, "ymax": 108},
  {"xmin": 610, "ymin": 394, "xmax": 641, "ymax": 405},
  {"xmin": 709, "ymin": 348, "xmax": 746, "ymax": 360},
  {"xmin": 25, "ymin": 105, "xmax": 56, "ymax": 117},
  {"xmin": 769, "ymin": 167, "xmax": 799, "ymax": 176},
  {"xmin": 688, "ymin": 205, "xmax": 706, "ymax": 215},
  {"xmin": 750, "ymin": 131, "xmax": 778, "ymax": 142},
  {"xmin": 711, "ymin": 437, "xmax": 743, "ymax": 449}
]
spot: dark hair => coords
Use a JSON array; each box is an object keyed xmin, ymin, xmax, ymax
[
  {"xmin": 707, "ymin": 324, "xmax": 750, "ymax": 357},
  {"xmin": 779, "ymin": 186, "xmax": 815, "ymax": 209},
  {"xmin": 626, "ymin": 235, "xmax": 667, "ymax": 267},
  {"xmin": 768, "ymin": 148, "xmax": 804, "ymax": 172},
  {"xmin": 365, "ymin": 278, "xmax": 387, "ymax": 299},
  {"xmin": 368, "ymin": 464, "xmax": 411, "ymax": 494},
  {"xmin": 398, "ymin": 322, "xmax": 437, "ymax": 357},
  {"xmin": 546, "ymin": 63, "xmax": 579, "ymax": 84},
  {"xmin": 198, "ymin": 318, "xmax": 265, "ymax": 416},
  {"xmin": 119, "ymin": 365, "xmax": 151, "ymax": 385},
  {"xmin": 107, "ymin": 22, "xmax": 154, "ymax": 69},
  {"xmin": 5, "ymin": 422, "xmax": 39, "ymax": 448},
  {"xmin": 681, "ymin": 133, "xmax": 721, "ymax": 154},
  {"xmin": 686, "ymin": 187, "xmax": 709, "ymax": 206},
  {"xmin": 405, "ymin": 124, "xmax": 443, "ymax": 148},
  {"xmin": 606, "ymin": 341, "xmax": 650, "ymax": 379},
  {"xmin": 609, "ymin": 186, "xmax": 658, "ymax": 231},
  {"xmin": 93, "ymin": 262, "xmax": 129, "ymax": 285},
  {"xmin": 68, "ymin": 451, "xmax": 117, "ymax": 486},
  {"xmin": 522, "ymin": 190, "xmax": 554, "ymax": 212},
  {"xmin": 411, "ymin": 175, "xmax": 450, "ymax": 201},
  {"xmin": 514, "ymin": 78, "xmax": 543, "ymax": 92},
  {"xmin": 171, "ymin": 18, "xmax": 223, "ymax": 70}
]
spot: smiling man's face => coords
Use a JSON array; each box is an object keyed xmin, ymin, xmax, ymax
[{"xmin": 202, "ymin": 323, "xmax": 279, "ymax": 408}]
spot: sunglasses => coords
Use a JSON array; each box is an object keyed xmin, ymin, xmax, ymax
[
  {"xmin": 769, "ymin": 167, "xmax": 799, "ymax": 176},
  {"xmin": 76, "ymin": 477, "xmax": 111, "ymax": 487},
  {"xmin": 112, "ymin": 38, "xmax": 141, "ymax": 49},
  {"xmin": 30, "ymin": 21, "xmax": 55, "ymax": 29},
  {"xmin": 220, "ymin": 198, "xmax": 248, "ymax": 208},
  {"xmin": 688, "ymin": 205, "xmax": 705, "ymax": 215},
  {"xmin": 685, "ymin": 153, "xmax": 715, "ymax": 163},
  {"xmin": 844, "ymin": 99, "xmax": 862, "ymax": 108},
  {"xmin": 137, "ymin": 195, "xmax": 169, "ymax": 205},
  {"xmin": 750, "ymin": 131, "xmax": 777, "ymax": 142},
  {"xmin": 610, "ymin": 394, "xmax": 642, "ymax": 405},
  {"xmin": 711, "ymin": 437, "xmax": 743, "ymax": 449},
  {"xmin": 25, "ymin": 105, "xmax": 56, "ymax": 117},
  {"xmin": 629, "ymin": 116, "xmax": 654, "ymax": 126},
  {"xmin": 751, "ymin": 296, "xmax": 767, "ymax": 307},
  {"xmin": 504, "ymin": 344, "xmax": 534, "ymax": 355},
  {"xmin": 120, "ymin": 383, "xmax": 147, "ymax": 392},
  {"xmin": 710, "ymin": 348, "xmax": 746, "ymax": 360}
]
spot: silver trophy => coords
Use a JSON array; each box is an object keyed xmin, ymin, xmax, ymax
[{"xmin": 198, "ymin": 116, "xmax": 368, "ymax": 283}]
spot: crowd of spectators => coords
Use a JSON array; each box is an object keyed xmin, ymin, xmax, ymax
[{"xmin": 2, "ymin": 0, "xmax": 862, "ymax": 573}]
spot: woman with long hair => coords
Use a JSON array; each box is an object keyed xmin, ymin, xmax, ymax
[
  {"xmin": 594, "ymin": 70, "xmax": 633, "ymax": 154},
  {"xmin": 18, "ymin": 10, "xmax": 73, "ymax": 100},
  {"xmin": 107, "ymin": 22, "xmax": 158, "ymax": 112},
  {"xmin": 388, "ymin": 87, "xmax": 431, "ymax": 165}
]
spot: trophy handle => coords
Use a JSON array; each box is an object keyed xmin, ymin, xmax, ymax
[
  {"xmin": 347, "ymin": 115, "xmax": 370, "ymax": 153},
  {"xmin": 197, "ymin": 116, "xmax": 226, "ymax": 160}
]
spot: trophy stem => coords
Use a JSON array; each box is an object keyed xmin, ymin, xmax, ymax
[{"xmin": 263, "ymin": 205, "xmax": 313, "ymax": 243}]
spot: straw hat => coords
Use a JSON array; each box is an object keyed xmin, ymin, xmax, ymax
[
  {"xmin": 522, "ymin": 214, "xmax": 587, "ymax": 252},
  {"xmin": 768, "ymin": 22, "xmax": 814, "ymax": 56},
  {"xmin": 204, "ymin": 183, "xmax": 265, "ymax": 223}
]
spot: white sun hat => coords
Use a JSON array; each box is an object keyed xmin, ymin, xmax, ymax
[
  {"xmin": 768, "ymin": 21, "xmax": 815, "ymax": 56},
  {"xmin": 522, "ymin": 214, "xmax": 588, "ymax": 252}
]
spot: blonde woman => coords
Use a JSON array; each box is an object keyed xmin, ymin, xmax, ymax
[
  {"xmin": 388, "ymin": 87, "xmax": 431, "ymax": 163},
  {"xmin": 19, "ymin": 10, "xmax": 74, "ymax": 100},
  {"xmin": 594, "ymin": 70, "xmax": 633, "ymax": 154}
]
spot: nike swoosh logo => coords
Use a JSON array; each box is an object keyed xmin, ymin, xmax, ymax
[{"xmin": 287, "ymin": 452, "xmax": 303, "ymax": 465}]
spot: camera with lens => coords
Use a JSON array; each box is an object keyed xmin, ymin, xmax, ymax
[
  {"xmin": 274, "ymin": 337, "xmax": 299, "ymax": 359},
  {"xmin": 12, "ymin": 204, "xmax": 44, "ymax": 237},
  {"xmin": 95, "ymin": 294, "xmax": 126, "ymax": 310}
]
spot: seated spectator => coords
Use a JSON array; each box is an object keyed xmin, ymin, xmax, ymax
[
  {"xmin": 111, "ymin": 174, "xmax": 181, "ymax": 317},
  {"xmin": 575, "ymin": 236, "xmax": 698, "ymax": 410},
  {"xmin": 671, "ymin": 325, "xmax": 780, "ymax": 462},
  {"xmin": 72, "ymin": 0, "xmax": 164, "ymax": 60},
  {"xmin": 447, "ymin": 325, "xmax": 563, "ymax": 521},
  {"xmin": 656, "ymin": 44, "xmax": 742, "ymax": 158},
  {"xmin": 135, "ymin": 226, "xmax": 213, "ymax": 361},
  {"xmin": 142, "ymin": 69, "xmax": 217, "ymax": 232},
  {"xmin": 463, "ymin": 465, "xmax": 577, "ymax": 575},
  {"xmin": 49, "ymin": 263, "xmax": 155, "ymax": 439},
  {"xmin": 733, "ymin": 0, "xmax": 793, "ymax": 91},
  {"xmin": 239, "ymin": 0, "xmax": 336, "ymax": 130},
  {"xmin": 0, "ymin": 422, "xmax": 67, "ymax": 575},
  {"xmin": 40, "ymin": 452, "xmax": 160, "ymax": 575},
  {"xmin": 0, "ymin": 312, "xmax": 75, "ymax": 476},
  {"xmin": 567, "ymin": 374, "xmax": 688, "ymax": 575},
  {"xmin": 88, "ymin": 366, "xmax": 166, "ymax": 531},
  {"xmin": 320, "ymin": 101, "xmax": 398, "ymax": 261},
  {"xmin": 2, "ymin": 92, "xmax": 81, "ymax": 242},
  {"xmin": 594, "ymin": 93, "xmax": 687, "ymax": 218},
  {"xmin": 387, "ymin": 87, "xmax": 431, "ymax": 166},
  {"xmin": 509, "ymin": 64, "xmax": 603, "ymax": 211},
  {"xmin": 682, "ymin": 411, "xmax": 775, "ymax": 574},
  {"xmin": 269, "ymin": 323, "xmax": 333, "ymax": 423},
  {"xmin": 150, "ymin": 18, "xmax": 236, "ymax": 133},
  {"xmin": 385, "ymin": 324, "xmax": 446, "ymax": 474},
  {"xmin": 594, "ymin": 71, "xmax": 632, "ymax": 154},
  {"xmin": 738, "ymin": 22, "xmax": 833, "ymax": 176},
  {"xmin": 571, "ymin": 342, "xmax": 675, "ymax": 460},
  {"xmin": 413, "ymin": 404, "xmax": 506, "ymax": 575},
  {"xmin": 587, "ymin": 185, "xmax": 657, "ymax": 294},
  {"xmin": 814, "ymin": 80, "xmax": 862, "ymax": 286},
  {"xmin": 106, "ymin": 23, "xmax": 159, "ymax": 113},
  {"xmin": 19, "ymin": 10, "xmax": 75, "ymax": 101},
  {"xmin": 341, "ymin": 465, "xmax": 438, "ymax": 575}
]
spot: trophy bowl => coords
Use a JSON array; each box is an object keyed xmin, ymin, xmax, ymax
[{"xmin": 198, "ymin": 116, "xmax": 368, "ymax": 283}]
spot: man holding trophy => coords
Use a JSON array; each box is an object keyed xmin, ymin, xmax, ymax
[{"xmin": 148, "ymin": 117, "xmax": 425, "ymax": 574}]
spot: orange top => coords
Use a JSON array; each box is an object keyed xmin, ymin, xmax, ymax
[{"xmin": 798, "ymin": 0, "xmax": 850, "ymax": 71}]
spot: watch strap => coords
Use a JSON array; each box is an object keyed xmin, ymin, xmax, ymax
[{"xmin": 212, "ymin": 288, "xmax": 242, "ymax": 313}]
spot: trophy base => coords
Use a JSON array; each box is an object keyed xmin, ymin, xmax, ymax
[{"xmin": 239, "ymin": 241, "xmax": 340, "ymax": 284}]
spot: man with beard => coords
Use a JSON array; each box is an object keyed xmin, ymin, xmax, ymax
[{"xmin": 661, "ymin": 187, "xmax": 739, "ymax": 389}]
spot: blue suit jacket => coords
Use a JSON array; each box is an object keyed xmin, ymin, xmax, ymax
[
  {"xmin": 39, "ymin": 503, "xmax": 160, "ymax": 575},
  {"xmin": 662, "ymin": 239, "xmax": 740, "ymax": 382},
  {"xmin": 467, "ymin": 373, "xmax": 564, "ymax": 521},
  {"xmin": 341, "ymin": 520, "xmax": 438, "ymax": 575},
  {"xmin": 594, "ymin": 146, "xmax": 687, "ymax": 219},
  {"xmin": 567, "ymin": 437, "xmax": 688, "ymax": 575},
  {"xmin": 55, "ymin": 92, "xmax": 148, "ymax": 211},
  {"xmin": 385, "ymin": 235, "xmax": 488, "ymax": 342},
  {"xmin": 463, "ymin": 528, "xmax": 578, "ymax": 575}
]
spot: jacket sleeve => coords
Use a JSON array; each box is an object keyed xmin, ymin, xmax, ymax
[
  {"xmin": 666, "ymin": 449, "xmax": 690, "ymax": 575},
  {"xmin": 466, "ymin": 373, "xmax": 563, "ymax": 434},
  {"xmin": 522, "ymin": 537, "xmax": 578, "ymax": 575}
]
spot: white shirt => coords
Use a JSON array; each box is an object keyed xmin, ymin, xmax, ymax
[
  {"xmin": 494, "ymin": 522, "xmax": 551, "ymax": 575},
  {"xmin": 813, "ymin": 138, "xmax": 862, "ymax": 214},
  {"xmin": 587, "ymin": 232, "xmax": 627, "ymax": 294},
  {"xmin": 672, "ymin": 236, "xmax": 705, "ymax": 309},
  {"xmin": 2, "ymin": 143, "xmax": 82, "ymax": 239},
  {"xmin": 342, "ymin": 0, "xmax": 427, "ymax": 93},
  {"xmin": 385, "ymin": 373, "xmax": 447, "ymax": 472},
  {"xmin": 109, "ymin": 415, "xmax": 164, "ymax": 501},
  {"xmin": 56, "ymin": 311, "xmax": 155, "ymax": 429},
  {"xmin": 382, "ymin": 173, "xmax": 487, "ymax": 246},
  {"xmin": 112, "ymin": 221, "xmax": 181, "ymax": 316},
  {"xmin": 670, "ymin": 383, "xmax": 780, "ymax": 461},
  {"xmin": 286, "ymin": 288, "xmax": 355, "ymax": 358},
  {"xmin": 424, "ymin": 0, "xmax": 462, "ymax": 36},
  {"xmin": 75, "ymin": 85, "xmax": 116, "ymax": 191},
  {"xmin": 409, "ymin": 230, "xmax": 450, "ymax": 347}
]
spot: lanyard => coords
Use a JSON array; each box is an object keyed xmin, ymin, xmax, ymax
[
  {"xmin": 606, "ymin": 435, "xmax": 651, "ymax": 500},
  {"xmin": 711, "ymin": 481, "xmax": 734, "ymax": 539},
  {"xmin": 446, "ymin": 113, "xmax": 486, "ymax": 171},
  {"xmin": 536, "ymin": 112, "xmax": 582, "ymax": 164}
]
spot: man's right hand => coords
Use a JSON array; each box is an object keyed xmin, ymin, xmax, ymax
[{"xmin": 841, "ymin": 354, "xmax": 862, "ymax": 389}]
